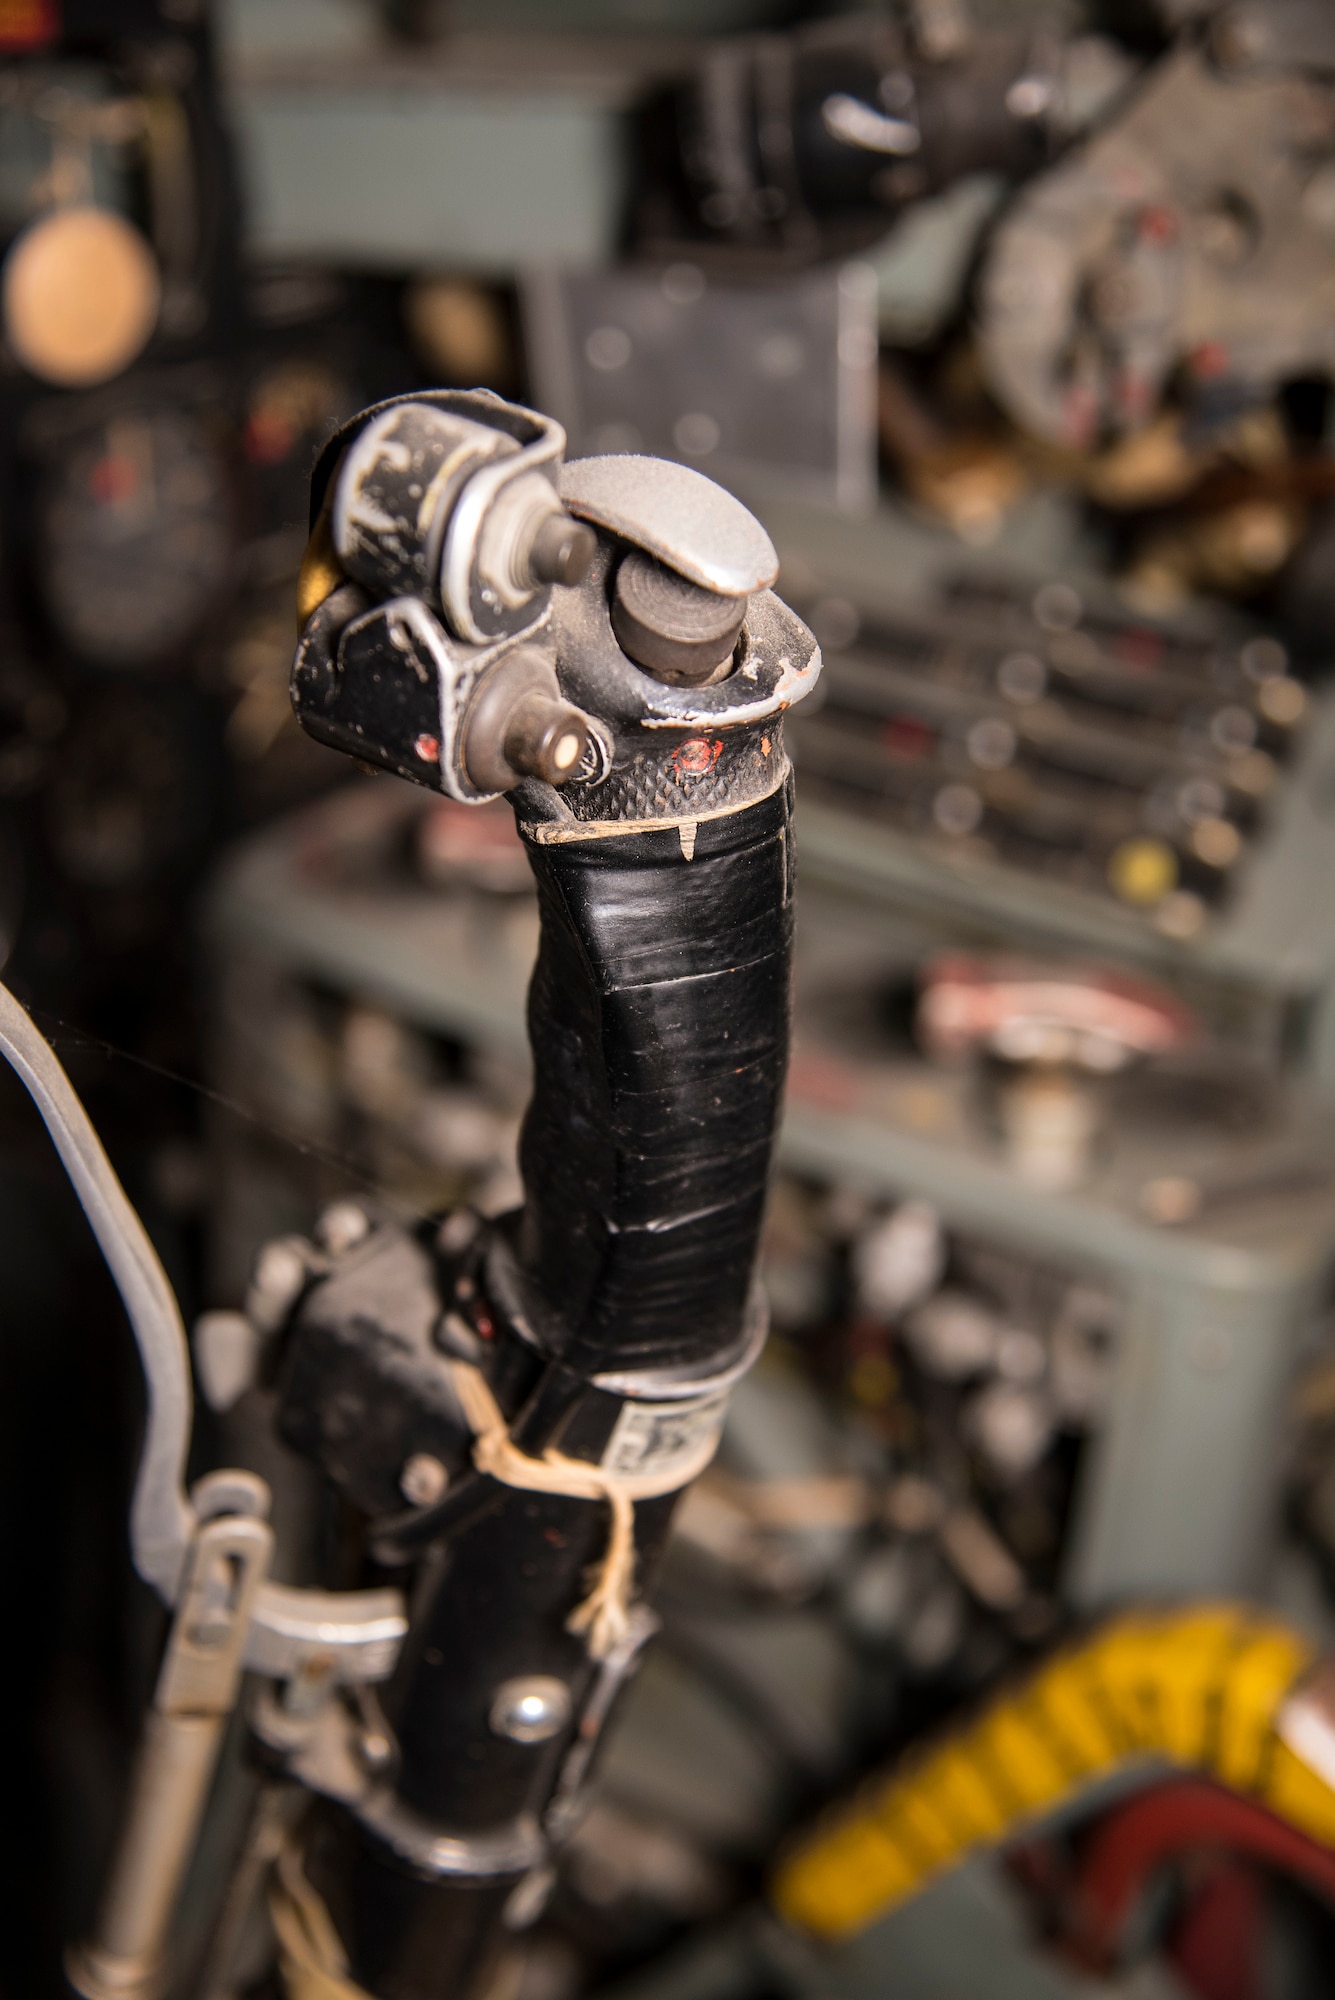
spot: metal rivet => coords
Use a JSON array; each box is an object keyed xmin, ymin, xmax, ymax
[
  {"xmin": 315, "ymin": 1199, "xmax": 371, "ymax": 1255},
  {"xmin": 192, "ymin": 1311, "xmax": 261, "ymax": 1414},
  {"xmin": 359, "ymin": 1728, "xmax": 394, "ymax": 1771},
  {"xmin": 1140, "ymin": 1175, "xmax": 1202, "ymax": 1225},
  {"xmin": 246, "ymin": 1238, "xmax": 308, "ymax": 1332},
  {"xmin": 489, "ymin": 1675, "xmax": 572, "ymax": 1744},
  {"xmin": 400, "ymin": 1454, "xmax": 448, "ymax": 1507},
  {"xmin": 437, "ymin": 1209, "xmax": 480, "ymax": 1257}
]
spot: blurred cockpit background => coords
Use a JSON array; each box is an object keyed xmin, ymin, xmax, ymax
[{"xmin": 10, "ymin": 5, "xmax": 1335, "ymax": 1996}]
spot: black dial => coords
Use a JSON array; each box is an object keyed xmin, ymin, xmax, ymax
[{"xmin": 36, "ymin": 401, "xmax": 236, "ymax": 670}]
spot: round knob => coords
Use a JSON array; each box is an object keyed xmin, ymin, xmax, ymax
[
  {"xmin": 612, "ymin": 550, "xmax": 746, "ymax": 686},
  {"xmin": 528, "ymin": 513, "xmax": 597, "ymax": 588},
  {"xmin": 502, "ymin": 688, "xmax": 590, "ymax": 786},
  {"xmin": 462, "ymin": 646, "xmax": 594, "ymax": 793}
]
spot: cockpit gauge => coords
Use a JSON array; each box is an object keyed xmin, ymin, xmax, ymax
[{"xmin": 34, "ymin": 399, "xmax": 235, "ymax": 670}]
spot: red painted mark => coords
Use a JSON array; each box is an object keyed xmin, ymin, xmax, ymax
[
  {"xmin": 1116, "ymin": 369, "xmax": 1152, "ymax": 422},
  {"xmin": 882, "ymin": 716, "xmax": 933, "ymax": 762},
  {"xmin": 1190, "ymin": 340, "xmax": 1230, "ymax": 380},
  {"xmin": 244, "ymin": 409, "xmax": 297, "ymax": 465},
  {"xmin": 847, "ymin": 1319, "xmax": 894, "ymax": 1359},
  {"xmin": 413, "ymin": 733, "xmax": 440, "ymax": 763},
  {"xmin": 472, "ymin": 1311, "xmax": 495, "ymax": 1341},
  {"xmin": 1137, "ymin": 204, "xmax": 1178, "ymax": 246},
  {"xmin": 1113, "ymin": 628, "xmax": 1163, "ymax": 672},
  {"xmin": 1062, "ymin": 384, "xmax": 1098, "ymax": 451},
  {"xmin": 674, "ymin": 736, "xmax": 723, "ymax": 776},
  {"xmin": 0, "ymin": 0, "xmax": 57, "ymax": 52},
  {"xmin": 786, "ymin": 1048, "xmax": 861, "ymax": 1113},
  {"xmin": 89, "ymin": 456, "xmax": 138, "ymax": 506}
]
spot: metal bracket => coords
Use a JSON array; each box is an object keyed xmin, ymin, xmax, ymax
[
  {"xmin": 68, "ymin": 1496, "xmax": 275, "ymax": 2000},
  {"xmin": 247, "ymin": 1603, "xmax": 661, "ymax": 1881},
  {"xmin": 545, "ymin": 1601, "xmax": 660, "ymax": 1843},
  {"xmin": 331, "ymin": 594, "xmax": 554, "ymax": 805},
  {"xmin": 250, "ymin": 1683, "xmax": 549, "ymax": 1879}
]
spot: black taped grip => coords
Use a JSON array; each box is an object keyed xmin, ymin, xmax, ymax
[{"xmin": 516, "ymin": 777, "xmax": 794, "ymax": 1379}]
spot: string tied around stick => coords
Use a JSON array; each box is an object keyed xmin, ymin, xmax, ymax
[{"xmin": 446, "ymin": 1359, "xmax": 722, "ymax": 1660}]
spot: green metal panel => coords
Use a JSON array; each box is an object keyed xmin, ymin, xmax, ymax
[
  {"xmin": 760, "ymin": 494, "xmax": 1335, "ymax": 1078},
  {"xmin": 228, "ymin": 82, "xmax": 628, "ymax": 271}
]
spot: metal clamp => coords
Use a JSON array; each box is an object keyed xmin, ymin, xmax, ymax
[
  {"xmin": 324, "ymin": 596, "xmax": 553, "ymax": 805},
  {"xmin": 67, "ymin": 1492, "xmax": 273, "ymax": 2000},
  {"xmin": 251, "ymin": 1683, "xmax": 549, "ymax": 1879},
  {"xmin": 329, "ymin": 391, "xmax": 573, "ymax": 647}
]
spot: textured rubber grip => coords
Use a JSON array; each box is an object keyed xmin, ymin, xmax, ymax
[{"xmin": 516, "ymin": 776, "xmax": 794, "ymax": 1380}]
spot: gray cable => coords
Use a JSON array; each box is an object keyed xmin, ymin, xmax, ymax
[
  {"xmin": 0, "ymin": 981, "xmax": 194, "ymax": 1599},
  {"xmin": 0, "ymin": 982, "xmax": 407, "ymax": 1681}
]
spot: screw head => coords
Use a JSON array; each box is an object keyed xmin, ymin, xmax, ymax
[
  {"xmin": 315, "ymin": 1199, "xmax": 371, "ymax": 1255},
  {"xmin": 400, "ymin": 1453, "xmax": 449, "ymax": 1507},
  {"xmin": 358, "ymin": 1727, "xmax": 394, "ymax": 1771},
  {"xmin": 437, "ymin": 1208, "xmax": 480, "ymax": 1257},
  {"xmin": 529, "ymin": 513, "xmax": 596, "ymax": 588},
  {"xmin": 489, "ymin": 1675, "xmax": 572, "ymax": 1744},
  {"xmin": 247, "ymin": 1238, "xmax": 308, "ymax": 1332}
]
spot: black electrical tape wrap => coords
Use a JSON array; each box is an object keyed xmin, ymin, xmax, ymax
[
  {"xmin": 515, "ymin": 776, "xmax": 793, "ymax": 1380},
  {"xmin": 302, "ymin": 783, "xmax": 795, "ymax": 2000}
]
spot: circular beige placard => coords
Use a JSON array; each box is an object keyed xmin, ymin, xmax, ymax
[{"xmin": 3, "ymin": 206, "xmax": 160, "ymax": 387}]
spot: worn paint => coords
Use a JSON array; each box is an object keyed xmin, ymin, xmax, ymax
[{"xmin": 673, "ymin": 737, "xmax": 723, "ymax": 778}]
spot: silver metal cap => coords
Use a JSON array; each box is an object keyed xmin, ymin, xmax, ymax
[{"xmin": 559, "ymin": 455, "xmax": 778, "ymax": 598}]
